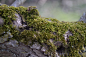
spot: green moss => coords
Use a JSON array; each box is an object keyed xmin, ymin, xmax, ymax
[{"xmin": 0, "ymin": 4, "xmax": 86, "ymax": 57}]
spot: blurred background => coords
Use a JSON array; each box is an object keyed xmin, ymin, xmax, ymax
[{"xmin": 0, "ymin": 0, "xmax": 86, "ymax": 22}]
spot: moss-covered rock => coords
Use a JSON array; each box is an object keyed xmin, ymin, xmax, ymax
[{"xmin": 0, "ymin": 4, "xmax": 86, "ymax": 57}]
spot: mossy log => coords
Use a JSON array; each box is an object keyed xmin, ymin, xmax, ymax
[{"xmin": 0, "ymin": 4, "xmax": 86, "ymax": 57}]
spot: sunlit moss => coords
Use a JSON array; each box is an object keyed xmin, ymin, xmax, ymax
[{"xmin": 0, "ymin": 4, "xmax": 86, "ymax": 57}]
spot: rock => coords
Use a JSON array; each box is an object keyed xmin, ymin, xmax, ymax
[
  {"xmin": 0, "ymin": 37, "xmax": 8, "ymax": 43},
  {"xmin": 0, "ymin": 40, "xmax": 50, "ymax": 57},
  {"xmin": 78, "ymin": 12, "xmax": 86, "ymax": 23},
  {"xmin": 30, "ymin": 42, "xmax": 41, "ymax": 50},
  {"xmin": 13, "ymin": 13, "xmax": 22, "ymax": 30},
  {"xmin": 63, "ymin": 30, "xmax": 73, "ymax": 43},
  {"xmin": 0, "ymin": 17, "xmax": 4, "ymax": 26},
  {"xmin": 41, "ymin": 46, "xmax": 46, "ymax": 52},
  {"xmin": 0, "ymin": 32, "xmax": 13, "ymax": 43},
  {"xmin": 0, "ymin": 49, "xmax": 16, "ymax": 57},
  {"xmin": 5, "ymin": 40, "xmax": 18, "ymax": 47},
  {"xmin": 33, "ymin": 49, "xmax": 47, "ymax": 57},
  {"xmin": 13, "ymin": 13, "xmax": 27, "ymax": 31}
]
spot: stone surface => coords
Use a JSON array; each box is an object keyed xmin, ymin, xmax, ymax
[
  {"xmin": 0, "ymin": 17, "xmax": 4, "ymax": 26},
  {"xmin": 0, "ymin": 32, "xmax": 13, "ymax": 43},
  {"xmin": 13, "ymin": 13, "xmax": 22, "ymax": 30},
  {"xmin": 79, "ymin": 12, "xmax": 86, "ymax": 23},
  {"xmin": 0, "ymin": 40, "xmax": 55, "ymax": 57},
  {"xmin": 63, "ymin": 30, "xmax": 73, "ymax": 43},
  {"xmin": 30, "ymin": 42, "xmax": 41, "ymax": 50}
]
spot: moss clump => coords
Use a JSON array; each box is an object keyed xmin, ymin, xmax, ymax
[{"xmin": 0, "ymin": 4, "xmax": 86, "ymax": 57}]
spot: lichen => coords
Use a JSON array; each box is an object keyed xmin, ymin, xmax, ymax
[{"xmin": 0, "ymin": 4, "xmax": 86, "ymax": 57}]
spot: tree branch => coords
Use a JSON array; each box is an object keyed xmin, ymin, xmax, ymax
[{"xmin": 11, "ymin": 0, "xmax": 26, "ymax": 7}]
